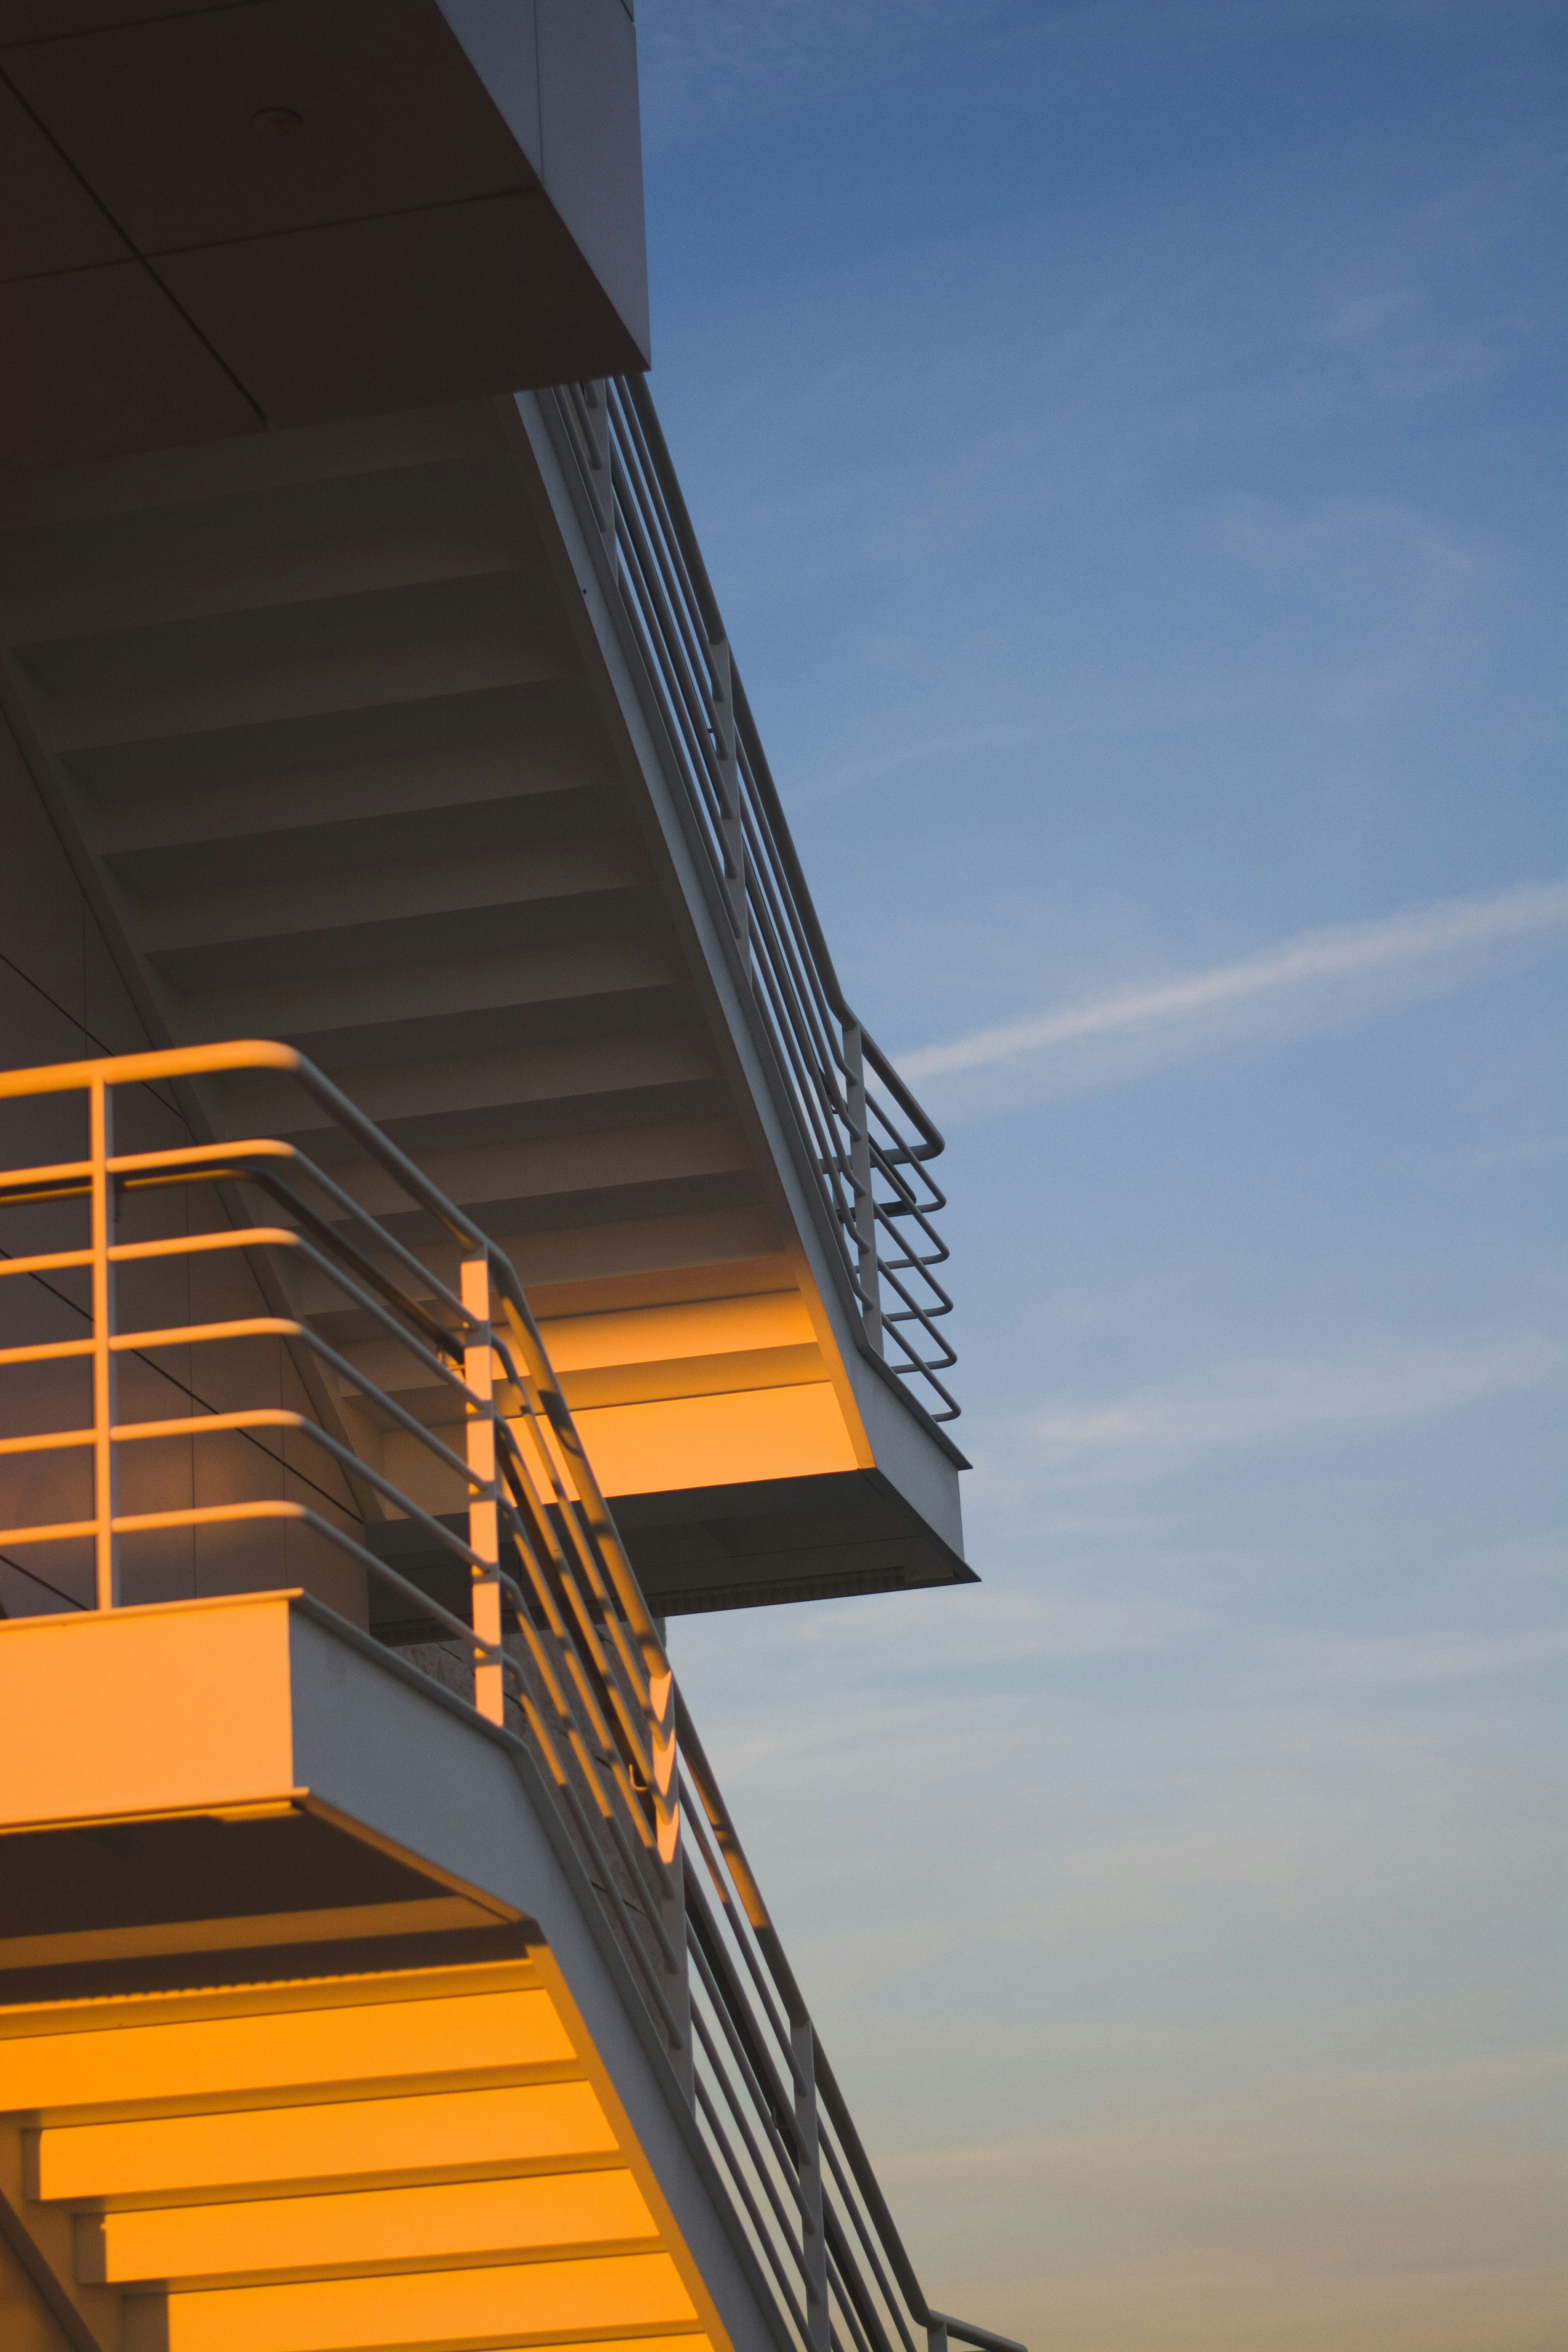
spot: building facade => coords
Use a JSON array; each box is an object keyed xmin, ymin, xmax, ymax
[{"xmin": 0, "ymin": 11, "xmax": 1016, "ymax": 2352}]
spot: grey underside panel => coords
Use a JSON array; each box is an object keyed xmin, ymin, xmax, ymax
[{"xmin": 287, "ymin": 1604, "xmax": 785, "ymax": 2352}]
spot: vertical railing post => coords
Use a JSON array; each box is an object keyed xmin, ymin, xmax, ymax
[
  {"xmin": 652, "ymin": 1690, "xmax": 692, "ymax": 2102},
  {"xmin": 461, "ymin": 1254, "xmax": 504, "ymax": 1726},
  {"xmin": 581, "ymin": 379, "xmax": 617, "ymax": 573},
  {"xmin": 792, "ymin": 2017, "xmax": 831, "ymax": 2352},
  {"xmin": 708, "ymin": 634, "xmax": 748, "ymax": 956},
  {"xmin": 928, "ymin": 2317, "xmax": 950, "ymax": 2352},
  {"xmin": 88, "ymin": 1076, "xmax": 118, "ymax": 1609},
  {"xmin": 646, "ymin": 1661, "xmax": 681, "ymax": 1871},
  {"xmin": 842, "ymin": 1022, "xmax": 882, "ymax": 1353}
]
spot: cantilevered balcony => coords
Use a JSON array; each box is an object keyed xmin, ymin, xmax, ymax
[
  {"xmin": 0, "ymin": 1040, "xmax": 1019, "ymax": 2352},
  {"xmin": 0, "ymin": 375, "xmax": 970, "ymax": 1620}
]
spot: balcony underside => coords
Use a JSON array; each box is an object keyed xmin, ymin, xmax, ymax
[
  {"xmin": 0, "ymin": 391, "xmax": 969, "ymax": 1613},
  {"xmin": 368, "ymin": 1470, "xmax": 972, "ymax": 1641},
  {"xmin": 0, "ymin": 0, "xmax": 649, "ymax": 469},
  {"xmin": 0, "ymin": 1593, "xmax": 768, "ymax": 2352}
]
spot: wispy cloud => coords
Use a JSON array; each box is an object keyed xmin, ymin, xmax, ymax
[
  {"xmin": 637, "ymin": 0, "xmax": 971, "ymax": 142},
  {"xmin": 1013, "ymin": 1333, "xmax": 1563, "ymax": 1490},
  {"xmin": 637, "ymin": 1, "xmax": 1516, "ymax": 146},
  {"xmin": 1291, "ymin": 1624, "xmax": 1568, "ymax": 1689},
  {"xmin": 783, "ymin": 723, "xmax": 1033, "ymax": 811},
  {"xmin": 902, "ymin": 875, "xmax": 1568, "ymax": 1112}
]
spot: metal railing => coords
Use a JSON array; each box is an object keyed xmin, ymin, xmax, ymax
[
  {"xmin": 677, "ymin": 1698, "xmax": 1024, "ymax": 2352},
  {"xmin": 0, "ymin": 1041, "xmax": 1016, "ymax": 2352},
  {"xmin": 0, "ymin": 1039, "xmax": 686, "ymax": 2037},
  {"xmin": 541, "ymin": 377, "xmax": 959, "ymax": 1425}
]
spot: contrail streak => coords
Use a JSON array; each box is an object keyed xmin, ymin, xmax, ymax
[{"xmin": 902, "ymin": 875, "xmax": 1568, "ymax": 1083}]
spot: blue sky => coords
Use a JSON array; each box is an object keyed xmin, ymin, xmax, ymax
[{"xmin": 635, "ymin": 5, "xmax": 1566, "ymax": 2345}]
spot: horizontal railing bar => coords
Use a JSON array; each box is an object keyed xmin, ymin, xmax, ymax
[
  {"xmin": 931, "ymin": 2321, "xmax": 1029, "ymax": 2352},
  {"xmin": 0, "ymin": 1335, "xmax": 93, "ymax": 1367},
  {"xmin": 0, "ymin": 1156, "xmax": 93, "ymax": 1196},
  {"xmin": 86, "ymin": 1301, "xmax": 496, "ymax": 1499},
  {"xmin": 0, "ymin": 1497, "xmax": 490, "ymax": 1655},
  {"xmin": 0, "ymin": 1426, "xmax": 94, "ymax": 1458},
  {"xmin": 0, "ymin": 1040, "xmax": 306, "ymax": 1102},
  {"xmin": 151, "ymin": 1138, "xmax": 474, "ymax": 1339},
  {"xmin": 0, "ymin": 1131, "xmax": 474, "ymax": 1343},
  {"xmin": 0, "ymin": 1245, "xmax": 93, "ymax": 1278},
  {"xmin": 108, "ymin": 1223, "xmax": 299, "ymax": 1266}
]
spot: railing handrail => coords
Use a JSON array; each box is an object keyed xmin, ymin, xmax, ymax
[
  {"xmin": 539, "ymin": 379, "xmax": 961, "ymax": 1426},
  {"xmin": 0, "ymin": 1040, "xmax": 1019, "ymax": 2352},
  {"xmin": 613, "ymin": 385, "xmax": 923, "ymax": 1108}
]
